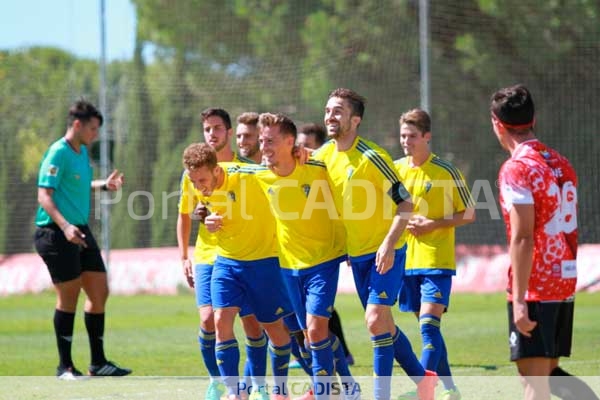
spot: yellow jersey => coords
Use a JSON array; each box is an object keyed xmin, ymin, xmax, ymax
[
  {"xmin": 395, "ymin": 153, "xmax": 475, "ymax": 274},
  {"xmin": 178, "ymin": 154, "xmax": 254, "ymax": 265},
  {"xmin": 313, "ymin": 137, "xmax": 410, "ymax": 258},
  {"xmin": 254, "ymin": 160, "xmax": 346, "ymax": 273},
  {"xmin": 202, "ymin": 163, "xmax": 278, "ymax": 261}
]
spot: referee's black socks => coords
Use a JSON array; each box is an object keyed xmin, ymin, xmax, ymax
[
  {"xmin": 84, "ymin": 312, "xmax": 107, "ymax": 366},
  {"xmin": 54, "ymin": 309, "xmax": 75, "ymax": 368},
  {"xmin": 550, "ymin": 366, "xmax": 599, "ymax": 400}
]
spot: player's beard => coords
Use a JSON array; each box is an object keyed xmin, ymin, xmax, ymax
[
  {"xmin": 212, "ymin": 140, "xmax": 228, "ymax": 153},
  {"xmin": 327, "ymin": 121, "xmax": 351, "ymax": 140},
  {"xmin": 326, "ymin": 122, "xmax": 341, "ymax": 139},
  {"xmin": 241, "ymin": 143, "xmax": 259, "ymax": 159}
]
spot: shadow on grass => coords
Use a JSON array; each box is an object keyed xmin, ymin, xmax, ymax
[{"xmin": 451, "ymin": 364, "xmax": 498, "ymax": 370}]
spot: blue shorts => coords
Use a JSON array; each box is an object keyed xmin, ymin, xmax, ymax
[
  {"xmin": 284, "ymin": 313, "xmax": 302, "ymax": 333},
  {"xmin": 349, "ymin": 245, "xmax": 406, "ymax": 309},
  {"xmin": 281, "ymin": 259, "xmax": 340, "ymax": 330},
  {"xmin": 194, "ymin": 264, "xmax": 213, "ymax": 307},
  {"xmin": 398, "ymin": 274, "xmax": 452, "ymax": 312},
  {"xmin": 211, "ymin": 255, "xmax": 292, "ymax": 324},
  {"xmin": 194, "ymin": 263, "xmax": 254, "ymax": 317}
]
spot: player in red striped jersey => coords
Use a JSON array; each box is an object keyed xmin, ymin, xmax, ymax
[{"xmin": 491, "ymin": 84, "xmax": 597, "ymax": 400}]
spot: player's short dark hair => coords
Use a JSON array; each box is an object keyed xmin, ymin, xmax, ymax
[
  {"xmin": 490, "ymin": 84, "xmax": 535, "ymax": 128},
  {"xmin": 399, "ymin": 109, "xmax": 431, "ymax": 134},
  {"xmin": 67, "ymin": 99, "xmax": 103, "ymax": 127},
  {"xmin": 201, "ymin": 108, "xmax": 232, "ymax": 130},
  {"xmin": 328, "ymin": 88, "xmax": 366, "ymax": 119},
  {"xmin": 298, "ymin": 123, "xmax": 327, "ymax": 147}
]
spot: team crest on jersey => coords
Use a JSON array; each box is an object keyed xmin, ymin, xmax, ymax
[
  {"xmin": 346, "ymin": 167, "xmax": 354, "ymax": 179},
  {"xmin": 302, "ymin": 184, "xmax": 311, "ymax": 197},
  {"xmin": 268, "ymin": 187, "xmax": 275, "ymax": 196},
  {"xmin": 47, "ymin": 165, "xmax": 59, "ymax": 177},
  {"xmin": 227, "ymin": 191, "xmax": 236, "ymax": 202},
  {"xmin": 424, "ymin": 181, "xmax": 432, "ymax": 193},
  {"xmin": 540, "ymin": 150, "xmax": 551, "ymax": 159}
]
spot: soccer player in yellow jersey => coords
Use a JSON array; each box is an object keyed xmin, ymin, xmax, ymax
[
  {"xmin": 183, "ymin": 143, "xmax": 292, "ymax": 400},
  {"xmin": 236, "ymin": 112, "xmax": 262, "ymax": 164},
  {"xmin": 312, "ymin": 88, "xmax": 437, "ymax": 400},
  {"xmin": 255, "ymin": 113, "xmax": 359, "ymax": 400},
  {"xmin": 295, "ymin": 123, "xmax": 356, "ymax": 370},
  {"xmin": 177, "ymin": 108, "xmax": 266, "ymax": 400},
  {"xmin": 395, "ymin": 109, "xmax": 475, "ymax": 400}
]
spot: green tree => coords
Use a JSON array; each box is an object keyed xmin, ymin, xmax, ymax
[
  {"xmin": 110, "ymin": 28, "xmax": 158, "ymax": 248},
  {"xmin": 427, "ymin": 0, "xmax": 600, "ymax": 243}
]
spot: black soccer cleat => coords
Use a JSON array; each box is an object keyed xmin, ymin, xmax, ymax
[{"xmin": 88, "ymin": 361, "xmax": 132, "ymax": 377}]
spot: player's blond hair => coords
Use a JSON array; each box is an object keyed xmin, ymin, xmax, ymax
[
  {"xmin": 236, "ymin": 112, "xmax": 259, "ymax": 126},
  {"xmin": 258, "ymin": 112, "xmax": 297, "ymax": 138}
]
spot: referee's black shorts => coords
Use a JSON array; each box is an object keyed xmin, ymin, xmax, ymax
[
  {"xmin": 507, "ymin": 298, "xmax": 574, "ymax": 362},
  {"xmin": 34, "ymin": 224, "xmax": 106, "ymax": 284}
]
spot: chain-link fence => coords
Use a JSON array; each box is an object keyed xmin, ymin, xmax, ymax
[{"xmin": 1, "ymin": 0, "xmax": 598, "ymax": 254}]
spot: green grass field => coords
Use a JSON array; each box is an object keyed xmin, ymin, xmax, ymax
[{"xmin": 1, "ymin": 291, "xmax": 599, "ymax": 399}]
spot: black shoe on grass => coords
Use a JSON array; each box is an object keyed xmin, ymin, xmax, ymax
[{"xmin": 88, "ymin": 361, "xmax": 132, "ymax": 377}]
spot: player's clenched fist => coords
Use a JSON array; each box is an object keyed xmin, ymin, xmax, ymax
[
  {"xmin": 204, "ymin": 213, "xmax": 223, "ymax": 233},
  {"xmin": 193, "ymin": 203, "xmax": 209, "ymax": 223}
]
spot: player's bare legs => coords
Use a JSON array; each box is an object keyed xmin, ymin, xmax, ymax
[
  {"xmin": 199, "ymin": 305, "xmax": 216, "ymax": 332},
  {"xmin": 517, "ymin": 357, "xmax": 552, "ymax": 400},
  {"xmin": 365, "ymin": 304, "xmax": 395, "ymax": 336},
  {"xmin": 81, "ymin": 271, "xmax": 109, "ymax": 313},
  {"xmin": 55, "ymin": 278, "xmax": 83, "ymax": 312}
]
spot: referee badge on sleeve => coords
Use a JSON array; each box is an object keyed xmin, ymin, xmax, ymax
[{"xmin": 47, "ymin": 165, "xmax": 59, "ymax": 177}]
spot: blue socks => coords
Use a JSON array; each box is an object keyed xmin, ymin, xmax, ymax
[
  {"xmin": 199, "ymin": 329, "xmax": 220, "ymax": 378},
  {"xmin": 436, "ymin": 338, "xmax": 456, "ymax": 390},
  {"xmin": 392, "ymin": 326, "xmax": 425, "ymax": 381},
  {"xmin": 372, "ymin": 333, "xmax": 394, "ymax": 400},
  {"xmin": 246, "ymin": 334, "xmax": 267, "ymax": 388},
  {"xmin": 290, "ymin": 335, "xmax": 313, "ymax": 376},
  {"xmin": 216, "ymin": 339, "xmax": 240, "ymax": 394},
  {"xmin": 269, "ymin": 342, "xmax": 291, "ymax": 396},
  {"xmin": 419, "ymin": 314, "xmax": 442, "ymax": 371}
]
